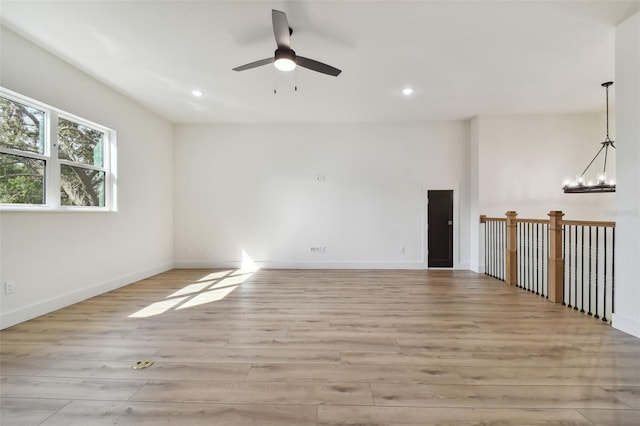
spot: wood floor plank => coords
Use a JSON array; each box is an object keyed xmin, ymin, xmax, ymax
[
  {"xmin": 0, "ymin": 398, "xmax": 71, "ymax": 426},
  {"xmin": 577, "ymin": 408, "xmax": 640, "ymax": 426},
  {"xmin": 370, "ymin": 383, "xmax": 628, "ymax": 409},
  {"xmin": 33, "ymin": 359, "xmax": 251, "ymax": 381},
  {"xmin": 54, "ymin": 335, "xmax": 231, "ymax": 349},
  {"xmin": 341, "ymin": 350, "xmax": 640, "ymax": 368},
  {"xmin": 396, "ymin": 337, "xmax": 579, "ymax": 353},
  {"xmin": 154, "ymin": 347, "xmax": 341, "ymax": 364},
  {"xmin": 317, "ymin": 405, "xmax": 595, "ymax": 425},
  {"xmin": 0, "ymin": 376, "xmax": 147, "ymax": 400},
  {"xmin": 225, "ymin": 335, "xmax": 401, "ymax": 351},
  {"xmin": 0, "ymin": 343, "xmax": 159, "ymax": 361},
  {"xmin": 132, "ymin": 380, "xmax": 374, "ymax": 405},
  {"xmin": 2, "ymin": 268, "xmax": 640, "ymax": 425},
  {"xmin": 246, "ymin": 363, "xmax": 465, "ymax": 384},
  {"xmin": 39, "ymin": 400, "xmax": 317, "ymax": 426},
  {"xmin": 0, "ymin": 356, "xmax": 53, "ymax": 376},
  {"xmin": 599, "ymin": 385, "xmax": 640, "ymax": 408},
  {"xmin": 458, "ymin": 366, "xmax": 640, "ymax": 386}
]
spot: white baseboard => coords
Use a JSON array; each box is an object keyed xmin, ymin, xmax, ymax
[
  {"xmin": 456, "ymin": 262, "xmax": 470, "ymax": 270},
  {"xmin": 173, "ymin": 261, "xmax": 242, "ymax": 270},
  {"xmin": 174, "ymin": 260, "xmax": 429, "ymax": 270},
  {"xmin": 0, "ymin": 263, "xmax": 174, "ymax": 330},
  {"xmin": 612, "ymin": 313, "xmax": 640, "ymax": 339},
  {"xmin": 469, "ymin": 262, "xmax": 485, "ymax": 273},
  {"xmin": 174, "ymin": 260, "xmax": 472, "ymax": 271}
]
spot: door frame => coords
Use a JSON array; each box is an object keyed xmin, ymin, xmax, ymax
[{"xmin": 422, "ymin": 184, "xmax": 460, "ymax": 269}]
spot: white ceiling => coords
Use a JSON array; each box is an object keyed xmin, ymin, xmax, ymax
[{"xmin": 1, "ymin": 1, "xmax": 638, "ymax": 124}]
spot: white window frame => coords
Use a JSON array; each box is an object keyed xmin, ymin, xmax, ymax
[{"xmin": 0, "ymin": 87, "xmax": 117, "ymax": 212}]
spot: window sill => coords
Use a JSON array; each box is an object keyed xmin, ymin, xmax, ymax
[{"xmin": 0, "ymin": 205, "xmax": 116, "ymax": 213}]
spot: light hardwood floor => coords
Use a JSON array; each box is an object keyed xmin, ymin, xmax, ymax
[{"xmin": 1, "ymin": 269, "xmax": 639, "ymax": 425}]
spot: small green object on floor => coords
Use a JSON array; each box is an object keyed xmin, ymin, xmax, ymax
[{"xmin": 133, "ymin": 359, "xmax": 154, "ymax": 370}]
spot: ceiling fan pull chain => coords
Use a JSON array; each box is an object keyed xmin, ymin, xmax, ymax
[{"xmin": 295, "ymin": 67, "xmax": 298, "ymax": 91}]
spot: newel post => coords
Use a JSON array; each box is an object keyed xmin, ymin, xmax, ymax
[
  {"xmin": 505, "ymin": 211, "xmax": 518, "ymax": 285},
  {"xmin": 548, "ymin": 210, "xmax": 564, "ymax": 303}
]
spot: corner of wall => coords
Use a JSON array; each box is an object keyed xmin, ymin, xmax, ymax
[
  {"xmin": 0, "ymin": 263, "xmax": 174, "ymax": 330},
  {"xmin": 612, "ymin": 314, "xmax": 640, "ymax": 339}
]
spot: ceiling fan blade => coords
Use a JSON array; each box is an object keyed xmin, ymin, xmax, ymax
[
  {"xmin": 296, "ymin": 56, "xmax": 342, "ymax": 76},
  {"xmin": 232, "ymin": 57, "xmax": 274, "ymax": 72},
  {"xmin": 272, "ymin": 9, "xmax": 291, "ymax": 49}
]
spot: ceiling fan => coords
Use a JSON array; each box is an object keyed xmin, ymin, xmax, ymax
[{"xmin": 232, "ymin": 9, "xmax": 342, "ymax": 77}]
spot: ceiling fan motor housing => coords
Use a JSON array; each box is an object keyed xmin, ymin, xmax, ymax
[{"xmin": 275, "ymin": 48, "xmax": 296, "ymax": 62}]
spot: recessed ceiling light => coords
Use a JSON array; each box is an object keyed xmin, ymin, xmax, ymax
[
  {"xmin": 192, "ymin": 90, "xmax": 203, "ymax": 97},
  {"xmin": 402, "ymin": 88, "xmax": 414, "ymax": 96}
]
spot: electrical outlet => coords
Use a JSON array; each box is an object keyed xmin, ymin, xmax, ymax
[
  {"xmin": 5, "ymin": 281, "xmax": 15, "ymax": 295},
  {"xmin": 400, "ymin": 246, "xmax": 406, "ymax": 254},
  {"xmin": 310, "ymin": 246, "xmax": 326, "ymax": 254}
]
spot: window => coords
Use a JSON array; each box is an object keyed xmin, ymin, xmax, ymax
[{"xmin": 0, "ymin": 88, "xmax": 116, "ymax": 210}]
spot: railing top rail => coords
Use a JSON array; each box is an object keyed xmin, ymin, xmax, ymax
[
  {"xmin": 515, "ymin": 218, "xmax": 549, "ymax": 224},
  {"xmin": 480, "ymin": 216, "xmax": 506, "ymax": 223},
  {"xmin": 480, "ymin": 214, "xmax": 616, "ymax": 228},
  {"xmin": 561, "ymin": 219, "xmax": 616, "ymax": 227}
]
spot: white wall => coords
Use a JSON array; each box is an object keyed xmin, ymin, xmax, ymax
[
  {"xmin": 476, "ymin": 113, "xmax": 616, "ymax": 220},
  {"xmin": 0, "ymin": 27, "xmax": 174, "ymax": 328},
  {"xmin": 173, "ymin": 122, "xmax": 470, "ymax": 269},
  {"xmin": 612, "ymin": 11, "xmax": 640, "ymax": 338},
  {"xmin": 469, "ymin": 117, "xmax": 481, "ymax": 272}
]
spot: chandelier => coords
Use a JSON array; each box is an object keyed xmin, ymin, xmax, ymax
[{"xmin": 563, "ymin": 81, "xmax": 615, "ymax": 193}]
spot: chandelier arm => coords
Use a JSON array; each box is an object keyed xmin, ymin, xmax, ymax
[
  {"xmin": 579, "ymin": 144, "xmax": 606, "ymax": 177},
  {"xmin": 603, "ymin": 144, "xmax": 610, "ymax": 177}
]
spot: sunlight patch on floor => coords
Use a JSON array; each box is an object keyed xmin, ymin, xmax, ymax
[
  {"xmin": 211, "ymin": 274, "xmax": 250, "ymax": 289},
  {"xmin": 128, "ymin": 296, "xmax": 189, "ymax": 318},
  {"xmin": 167, "ymin": 281, "xmax": 213, "ymax": 298},
  {"xmin": 128, "ymin": 251, "xmax": 258, "ymax": 318},
  {"xmin": 197, "ymin": 270, "xmax": 232, "ymax": 282},
  {"xmin": 176, "ymin": 285, "xmax": 239, "ymax": 310}
]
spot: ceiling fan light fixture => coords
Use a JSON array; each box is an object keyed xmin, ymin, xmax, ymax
[
  {"xmin": 232, "ymin": 10, "xmax": 341, "ymax": 77},
  {"xmin": 274, "ymin": 49, "xmax": 296, "ymax": 72},
  {"xmin": 274, "ymin": 58, "xmax": 296, "ymax": 72}
]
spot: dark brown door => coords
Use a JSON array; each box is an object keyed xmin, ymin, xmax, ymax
[{"xmin": 428, "ymin": 190, "xmax": 453, "ymax": 267}]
